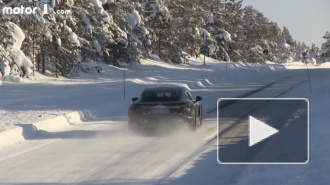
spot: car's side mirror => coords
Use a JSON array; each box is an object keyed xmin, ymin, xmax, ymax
[
  {"xmin": 132, "ymin": 97, "xmax": 139, "ymax": 102},
  {"xmin": 196, "ymin": 96, "xmax": 203, "ymax": 102}
]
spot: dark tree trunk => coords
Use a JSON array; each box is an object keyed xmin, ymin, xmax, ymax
[
  {"xmin": 113, "ymin": 46, "xmax": 117, "ymax": 67},
  {"xmin": 32, "ymin": 34, "xmax": 35, "ymax": 76},
  {"xmin": 37, "ymin": 53, "xmax": 40, "ymax": 72},
  {"xmin": 158, "ymin": 31, "xmax": 161, "ymax": 55},
  {"xmin": 42, "ymin": 52, "xmax": 46, "ymax": 75}
]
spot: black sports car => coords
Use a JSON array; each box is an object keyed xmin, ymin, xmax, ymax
[{"xmin": 128, "ymin": 87, "xmax": 203, "ymax": 131}]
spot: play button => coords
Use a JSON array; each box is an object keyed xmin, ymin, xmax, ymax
[
  {"xmin": 249, "ymin": 116, "xmax": 279, "ymax": 147},
  {"xmin": 217, "ymin": 98, "xmax": 309, "ymax": 164}
]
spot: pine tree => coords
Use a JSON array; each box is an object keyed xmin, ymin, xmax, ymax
[
  {"xmin": 322, "ymin": 31, "xmax": 330, "ymax": 53},
  {"xmin": 221, "ymin": 0, "xmax": 244, "ymax": 61},
  {"xmin": 282, "ymin": 26, "xmax": 295, "ymax": 46},
  {"xmin": 0, "ymin": 18, "xmax": 13, "ymax": 76},
  {"xmin": 166, "ymin": 0, "xmax": 204, "ymax": 61},
  {"xmin": 141, "ymin": 0, "xmax": 172, "ymax": 62},
  {"xmin": 321, "ymin": 31, "xmax": 330, "ymax": 62}
]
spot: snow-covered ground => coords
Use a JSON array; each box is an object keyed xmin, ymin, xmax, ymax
[
  {"xmin": 0, "ymin": 55, "xmax": 296, "ymax": 132},
  {"xmin": 1, "ymin": 56, "xmax": 329, "ymax": 133},
  {"xmin": 1, "ymin": 56, "xmax": 330, "ymax": 184}
]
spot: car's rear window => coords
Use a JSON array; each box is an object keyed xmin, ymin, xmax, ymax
[{"xmin": 141, "ymin": 89, "xmax": 182, "ymax": 102}]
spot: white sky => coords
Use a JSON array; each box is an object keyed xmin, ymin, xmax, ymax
[{"xmin": 242, "ymin": 0, "xmax": 330, "ymax": 48}]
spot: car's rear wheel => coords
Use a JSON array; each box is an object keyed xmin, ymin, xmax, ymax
[
  {"xmin": 197, "ymin": 107, "xmax": 203, "ymax": 127},
  {"xmin": 188, "ymin": 111, "xmax": 197, "ymax": 132}
]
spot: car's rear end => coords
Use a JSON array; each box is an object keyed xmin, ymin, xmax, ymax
[
  {"xmin": 128, "ymin": 87, "xmax": 194, "ymax": 131},
  {"xmin": 129, "ymin": 102, "xmax": 194, "ymax": 129}
]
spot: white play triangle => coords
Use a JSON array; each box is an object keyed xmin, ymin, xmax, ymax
[{"xmin": 249, "ymin": 116, "xmax": 279, "ymax": 147}]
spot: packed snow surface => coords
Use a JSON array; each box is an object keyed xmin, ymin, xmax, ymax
[{"xmin": 1, "ymin": 55, "xmax": 328, "ymax": 133}]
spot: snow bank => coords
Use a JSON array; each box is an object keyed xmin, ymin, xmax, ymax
[
  {"xmin": 319, "ymin": 62, "xmax": 330, "ymax": 68},
  {"xmin": 1, "ymin": 75, "xmax": 22, "ymax": 83},
  {"xmin": 263, "ymin": 61, "xmax": 277, "ymax": 65},
  {"xmin": 0, "ymin": 111, "xmax": 84, "ymax": 149},
  {"xmin": 33, "ymin": 111, "xmax": 84, "ymax": 131},
  {"xmin": 0, "ymin": 126, "xmax": 25, "ymax": 149}
]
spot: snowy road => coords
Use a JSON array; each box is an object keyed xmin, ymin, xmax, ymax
[
  {"xmin": 0, "ymin": 68, "xmax": 325, "ymax": 185},
  {"xmin": 0, "ymin": 118, "xmax": 218, "ymax": 185}
]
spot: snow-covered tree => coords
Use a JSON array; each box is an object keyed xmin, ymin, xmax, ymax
[
  {"xmin": 321, "ymin": 31, "xmax": 330, "ymax": 62},
  {"xmin": 166, "ymin": 0, "xmax": 205, "ymax": 62},
  {"xmin": 276, "ymin": 41, "xmax": 293, "ymax": 63},
  {"xmin": 245, "ymin": 45, "xmax": 264, "ymax": 63},
  {"xmin": 0, "ymin": 22, "xmax": 33, "ymax": 77},
  {"xmin": 282, "ymin": 26, "xmax": 295, "ymax": 46},
  {"xmin": 0, "ymin": 0, "xmax": 307, "ymax": 79},
  {"xmin": 0, "ymin": 19, "xmax": 13, "ymax": 77},
  {"xmin": 105, "ymin": 1, "xmax": 150, "ymax": 65},
  {"xmin": 141, "ymin": 0, "xmax": 172, "ymax": 61}
]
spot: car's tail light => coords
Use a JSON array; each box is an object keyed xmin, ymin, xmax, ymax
[
  {"xmin": 174, "ymin": 103, "xmax": 191, "ymax": 113},
  {"xmin": 181, "ymin": 104, "xmax": 191, "ymax": 111},
  {"xmin": 131, "ymin": 104, "xmax": 143, "ymax": 110}
]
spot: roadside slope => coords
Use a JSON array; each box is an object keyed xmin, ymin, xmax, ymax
[{"xmin": 0, "ymin": 57, "xmax": 291, "ymax": 132}]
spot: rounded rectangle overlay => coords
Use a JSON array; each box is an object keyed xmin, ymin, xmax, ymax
[{"xmin": 217, "ymin": 98, "xmax": 309, "ymax": 165}]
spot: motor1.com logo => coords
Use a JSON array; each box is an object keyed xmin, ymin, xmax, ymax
[{"xmin": 1, "ymin": 1, "xmax": 71, "ymax": 18}]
